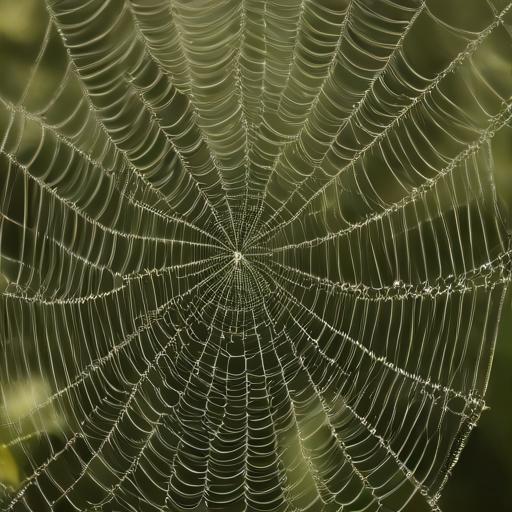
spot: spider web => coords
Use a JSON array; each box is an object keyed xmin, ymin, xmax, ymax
[{"xmin": 1, "ymin": 0, "xmax": 511, "ymax": 511}]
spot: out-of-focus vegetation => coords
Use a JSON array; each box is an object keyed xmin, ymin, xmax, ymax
[{"xmin": 1, "ymin": 379, "xmax": 65, "ymax": 490}]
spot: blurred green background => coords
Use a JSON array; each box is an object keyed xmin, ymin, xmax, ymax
[{"xmin": 0, "ymin": 1, "xmax": 511, "ymax": 511}]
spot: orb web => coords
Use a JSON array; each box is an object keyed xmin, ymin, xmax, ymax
[{"xmin": 0, "ymin": 1, "xmax": 511, "ymax": 512}]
